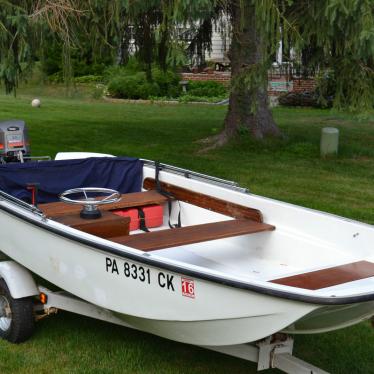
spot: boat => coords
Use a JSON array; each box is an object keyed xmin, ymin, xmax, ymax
[{"xmin": 0, "ymin": 148, "xmax": 373, "ymax": 348}]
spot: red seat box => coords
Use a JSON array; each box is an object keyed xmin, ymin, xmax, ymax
[
  {"xmin": 113, "ymin": 208, "xmax": 139, "ymax": 231},
  {"xmin": 141, "ymin": 205, "xmax": 164, "ymax": 228},
  {"xmin": 113, "ymin": 205, "xmax": 163, "ymax": 231}
]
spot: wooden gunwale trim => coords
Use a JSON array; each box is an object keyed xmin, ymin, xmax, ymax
[{"xmin": 143, "ymin": 178, "xmax": 263, "ymax": 222}]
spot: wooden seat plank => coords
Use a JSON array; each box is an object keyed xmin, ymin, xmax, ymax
[
  {"xmin": 110, "ymin": 219, "xmax": 275, "ymax": 251},
  {"xmin": 40, "ymin": 190, "xmax": 169, "ymax": 218},
  {"xmin": 270, "ymin": 261, "xmax": 374, "ymax": 290},
  {"xmin": 143, "ymin": 178, "xmax": 263, "ymax": 223}
]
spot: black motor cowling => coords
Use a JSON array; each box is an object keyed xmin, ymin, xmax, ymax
[{"xmin": 0, "ymin": 120, "xmax": 31, "ymax": 163}]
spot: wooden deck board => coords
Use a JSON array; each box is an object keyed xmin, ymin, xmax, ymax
[
  {"xmin": 110, "ymin": 219, "xmax": 275, "ymax": 251},
  {"xmin": 40, "ymin": 190, "xmax": 169, "ymax": 218},
  {"xmin": 270, "ymin": 261, "xmax": 374, "ymax": 290}
]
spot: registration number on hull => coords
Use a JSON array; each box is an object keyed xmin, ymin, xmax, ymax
[{"xmin": 105, "ymin": 257, "xmax": 175, "ymax": 292}]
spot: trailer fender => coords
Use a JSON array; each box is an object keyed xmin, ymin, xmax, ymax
[{"xmin": 0, "ymin": 261, "xmax": 39, "ymax": 298}]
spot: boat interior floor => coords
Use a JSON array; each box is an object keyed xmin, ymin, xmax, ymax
[{"xmin": 38, "ymin": 184, "xmax": 374, "ymax": 292}]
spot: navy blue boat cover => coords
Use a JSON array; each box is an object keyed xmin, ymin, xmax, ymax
[{"xmin": 0, "ymin": 157, "xmax": 143, "ymax": 203}]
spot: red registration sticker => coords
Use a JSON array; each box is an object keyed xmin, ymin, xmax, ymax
[{"xmin": 181, "ymin": 278, "xmax": 195, "ymax": 298}]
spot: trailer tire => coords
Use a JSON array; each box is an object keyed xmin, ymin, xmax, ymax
[{"xmin": 0, "ymin": 279, "xmax": 35, "ymax": 343}]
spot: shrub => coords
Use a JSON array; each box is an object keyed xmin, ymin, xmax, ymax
[
  {"xmin": 48, "ymin": 71, "xmax": 64, "ymax": 83},
  {"xmin": 106, "ymin": 63, "xmax": 181, "ymax": 99},
  {"xmin": 43, "ymin": 40, "xmax": 111, "ymax": 79},
  {"xmin": 103, "ymin": 58, "xmax": 143, "ymax": 83},
  {"xmin": 107, "ymin": 72, "xmax": 160, "ymax": 99},
  {"xmin": 90, "ymin": 84, "xmax": 106, "ymax": 99},
  {"xmin": 152, "ymin": 68, "xmax": 181, "ymax": 97},
  {"xmin": 315, "ymin": 71, "xmax": 336, "ymax": 108},
  {"xmin": 185, "ymin": 80, "xmax": 227, "ymax": 98},
  {"xmin": 178, "ymin": 95, "xmax": 226, "ymax": 103},
  {"xmin": 278, "ymin": 91, "xmax": 333, "ymax": 108},
  {"xmin": 103, "ymin": 66, "xmax": 131, "ymax": 83},
  {"xmin": 74, "ymin": 75, "xmax": 103, "ymax": 84}
]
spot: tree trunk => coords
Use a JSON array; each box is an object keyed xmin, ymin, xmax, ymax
[
  {"xmin": 158, "ymin": 15, "xmax": 169, "ymax": 72},
  {"xmin": 219, "ymin": 1, "xmax": 281, "ymax": 142},
  {"xmin": 138, "ymin": 11, "xmax": 154, "ymax": 82},
  {"xmin": 117, "ymin": 20, "xmax": 131, "ymax": 66}
]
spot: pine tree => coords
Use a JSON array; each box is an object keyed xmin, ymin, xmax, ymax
[
  {"xmin": 177, "ymin": 0, "xmax": 374, "ymax": 144},
  {"xmin": 0, "ymin": 0, "xmax": 82, "ymax": 94},
  {"xmin": 1, "ymin": 0, "xmax": 373, "ymax": 143},
  {"xmin": 0, "ymin": 1, "xmax": 34, "ymax": 94}
]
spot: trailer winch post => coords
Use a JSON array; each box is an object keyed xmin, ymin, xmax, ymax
[{"xmin": 203, "ymin": 337, "xmax": 329, "ymax": 374}]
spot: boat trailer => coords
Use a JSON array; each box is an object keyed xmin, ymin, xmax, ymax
[{"xmin": 0, "ymin": 259, "xmax": 328, "ymax": 374}]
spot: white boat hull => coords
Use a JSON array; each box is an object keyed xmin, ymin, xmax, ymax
[
  {"xmin": 0, "ymin": 204, "xmax": 373, "ymax": 345},
  {"xmin": 0, "ymin": 160, "xmax": 373, "ymax": 346},
  {"xmin": 0, "ymin": 208, "xmax": 314, "ymax": 345}
]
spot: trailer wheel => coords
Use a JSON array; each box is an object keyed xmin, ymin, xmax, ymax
[{"xmin": 0, "ymin": 279, "xmax": 34, "ymax": 343}]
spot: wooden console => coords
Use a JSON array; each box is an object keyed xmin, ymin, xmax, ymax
[{"xmin": 54, "ymin": 211, "xmax": 130, "ymax": 239}]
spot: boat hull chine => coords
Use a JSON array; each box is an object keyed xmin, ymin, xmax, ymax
[{"xmin": 283, "ymin": 300, "xmax": 374, "ymax": 334}]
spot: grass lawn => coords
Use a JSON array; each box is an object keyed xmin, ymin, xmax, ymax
[{"xmin": 0, "ymin": 90, "xmax": 373, "ymax": 373}]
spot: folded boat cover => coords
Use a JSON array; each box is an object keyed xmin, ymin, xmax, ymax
[{"xmin": 0, "ymin": 157, "xmax": 143, "ymax": 203}]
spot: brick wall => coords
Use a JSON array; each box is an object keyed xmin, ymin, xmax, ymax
[
  {"xmin": 292, "ymin": 79, "xmax": 316, "ymax": 93},
  {"xmin": 181, "ymin": 72, "xmax": 316, "ymax": 95},
  {"xmin": 181, "ymin": 72, "xmax": 231, "ymax": 86}
]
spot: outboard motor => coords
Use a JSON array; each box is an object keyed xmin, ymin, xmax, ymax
[{"xmin": 0, "ymin": 120, "xmax": 31, "ymax": 163}]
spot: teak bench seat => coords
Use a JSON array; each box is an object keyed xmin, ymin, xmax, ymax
[
  {"xmin": 110, "ymin": 219, "xmax": 275, "ymax": 251},
  {"xmin": 39, "ymin": 190, "xmax": 169, "ymax": 218},
  {"xmin": 270, "ymin": 261, "xmax": 374, "ymax": 290}
]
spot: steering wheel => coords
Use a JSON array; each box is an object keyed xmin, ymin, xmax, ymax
[{"xmin": 59, "ymin": 187, "xmax": 121, "ymax": 219}]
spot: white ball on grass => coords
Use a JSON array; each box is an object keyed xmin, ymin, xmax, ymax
[{"xmin": 31, "ymin": 99, "xmax": 41, "ymax": 108}]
